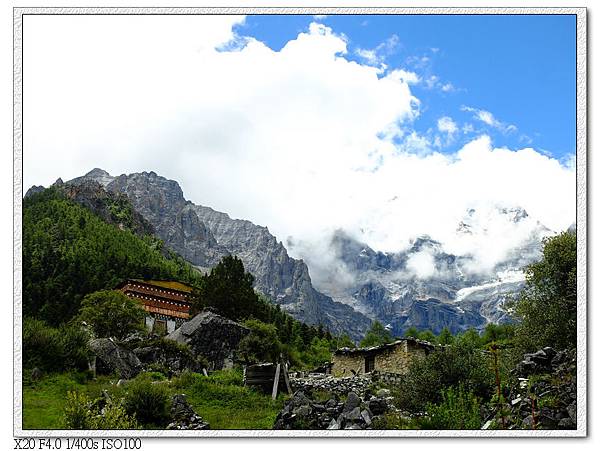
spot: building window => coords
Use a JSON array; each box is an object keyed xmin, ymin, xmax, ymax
[{"xmin": 365, "ymin": 354, "xmax": 375, "ymax": 373}]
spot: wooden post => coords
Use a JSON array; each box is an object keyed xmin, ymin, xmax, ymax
[
  {"xmin": 282, "ymin": 362, "xmax": 292, "ymax": 395},
  {"xmin": 271, "ymin": 363, "xmax": 281, "ymax": 400},
  {"xmin": 88, "ymin": 356, "xmax": 96, "ymax": 378},
  {"xmin": 491, "ymin": 344, "xmax": 506, "ymax": 429}
]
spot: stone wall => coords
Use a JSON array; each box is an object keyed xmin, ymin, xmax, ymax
[
  {"xmin": 332, "ymin": 340, "xmax": 430, "ymax": 377},
  {"xmin": 331, "ymin": 353, "xmax": 365, "ymax": 377},
  {"xmin": 374, "ymin": 341, "xmax": 427, "ymax": 375}
]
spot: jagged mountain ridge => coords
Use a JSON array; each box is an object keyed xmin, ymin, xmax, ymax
[
  {"xmin": 289, "ymin": 206, "xmax": 554, "ymax": 335},
  {"xmin": 62, "ymin": 169, "xmax": 371, "ymax": 340}
]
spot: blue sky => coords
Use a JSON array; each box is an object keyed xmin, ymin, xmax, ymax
[{"xmin": 237, "ymin": 14, "xmax": 576, "ymax": 160}]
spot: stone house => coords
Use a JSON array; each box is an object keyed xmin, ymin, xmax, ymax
[
  {"xmin": 331, "ymin": 338, "xmax": 435, "ymax": 377},
  {"xmin": 117, "ymin": 279, "xmax": 194, "ymax": 334}
]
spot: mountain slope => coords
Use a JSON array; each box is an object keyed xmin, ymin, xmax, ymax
[{"xmin": 67, "ymin": 169, "xmax": 372, "ymax": 339}]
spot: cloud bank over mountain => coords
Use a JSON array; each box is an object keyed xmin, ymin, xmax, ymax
[{"xmin": 24, "ymin": 16, "xmax": 575, "ymax": 280}]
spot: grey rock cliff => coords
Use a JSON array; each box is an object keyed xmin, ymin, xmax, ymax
[{"xmin": 106, "ymin": 171, "xmax": 230, "ymax": 270}]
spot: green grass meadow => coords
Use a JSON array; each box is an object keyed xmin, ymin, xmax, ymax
[{"xmin": 23, "ymin": 369, "xmax": 285, "ymax": 430}]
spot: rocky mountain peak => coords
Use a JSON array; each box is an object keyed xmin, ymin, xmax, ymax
[{"xmin": 68, "ymin": 167, "xmax": 115, "ymax": 187}]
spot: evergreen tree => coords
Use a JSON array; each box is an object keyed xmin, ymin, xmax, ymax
[
  {"xmin": 437, "ymin": 327, "xmax": 455, "ymax": 345},
  {"xmin": 360, "ymin": 321, "xmax": 393, "ymax": 347},
  {"xmin": 513, "ymin": 231, "xmax": 577, "ymax": 352},
  {"xmin": 237, "ymin": 319, "xmax": 282, "ymax": 363},
  {"xmin": 404, "ymin": 326, "xmax": 419, "ymax": 339},
  {"xmin": 198, "ymin": 255, "xmax": 258, "ymax": 320},
  {"xmin": 417, "ymin": 330, "xmax": 437, "ymax": 343}
]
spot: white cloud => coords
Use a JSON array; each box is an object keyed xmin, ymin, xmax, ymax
[
  {"xmin": 463, "ymin": 123, "xmax": 475, "ymax": 134},
  {"xmin": 437, "ymin": 116, "xmax": 458, "ymax": 135},
  {"xmin": 355, "ymin": 48, "xmax": 382, "ymax": 66},
  {"xmin": 461, "ymin": 105, "xmax": 517, "ymax": 134},
  {"xmin": 441, "ymin": 82, "xmax": 456, "ymax": 92},
  {"xmin": 355, "ymin": 33, "xmax": 401, "ymax": 68},
  {"xmin": 388, "ymin": 69, "xmax": 420, "ymax": 85},
  {"xmin": 406, "ymin": 250, "xmax": 437, "ymax": 279},
  {"xmin": 23, "ymin": 16, "xmax": 575, "ymax": 282}
]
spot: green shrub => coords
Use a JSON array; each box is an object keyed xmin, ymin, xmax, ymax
[
  {"xmin": 393, "ymin": 339, "xmax": 494, "ymax": 412},
  {"xmin": 23, "ymin": 318, "xmax": 90, "ymax": 373},
  {"xmin": 513, "ymin": 231, "xmax": 577, "ymax": 352},
  {"xmin": 60, "ymin": 325, "xmax": 92, "ymax": 370},
  {"xmin": 123, "ymin": 376, "xmax": 171, "ymax": 427},
  {"xmin": 238, "ymin": 319, "xmax": 282, "ymax": 364},
  {"xmin": 23, "ymin": 318, "xmax": 63, "ymax": 372},
  {"xmin": 90, "ymin": 404, "xmax": 139, "ymax": 429},
  {"xmin": 421, "ymin": 385, "xmax": 482, "ymax": 430},
  {"xmin": 64, "ymin": 390, "xmax": 139, "ymax": 430},
  {"xmin": 76, "ymin": 290, "xmax": 146, "ymax": 340},
  {"xmin": 64, "ymin": 391, "xmax": 94, "ymax": 429}
]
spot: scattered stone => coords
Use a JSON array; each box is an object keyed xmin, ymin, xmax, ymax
[
  {"xmin": 89, "ymin": 338, "xmax": 143, "ymax": 379},
  {"xmin": 327, "ymin": 418, "xmax": 341, "ymax": 430},
  {"xmin": 290, "ymin": 374, "xmax": 372, "ymax": 397},
  {"xmin": 343, "ymin": 392, "xmax": 361, "ymax": 413},
  {"xmin": 133, "ymin": 341, "xmax": 202, "ymax": 375},
  {"xmin": 360, "ymin": 409, "xmax": 372, "ymax": 426},
  {"xmin": 499, "ymin": 347, "xmax": 576, "ymax": 430},
  {"xmin": 273, "ymin": 389, "xmax": 391, "ymax": 430},
  {"xmin": 166, "ymin": 394, "xmax": 210, "ymax": 430},
  {"xmin": 482, "ymin": 419, "xmax": 494, "ymax": 430}
]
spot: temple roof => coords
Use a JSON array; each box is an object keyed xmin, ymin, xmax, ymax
[{"xmin": 133, "ymin": 279, "xmax": 194, "ymax": 293}]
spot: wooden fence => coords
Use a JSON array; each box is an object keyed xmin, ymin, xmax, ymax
[{"xmin": 244, "ymin": 362, "xmax": 292, "ymax": 399}]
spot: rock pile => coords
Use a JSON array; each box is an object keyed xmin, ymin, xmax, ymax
[
  {"xmin": 273, "ymin": 390, "xmax": 391, "ymax": 430},
  {"xmin": 89, "ymin": 338, "xmax": 143, "ymax": 379},
  {"xmin": 290, "ymin": 374, "xmax": 373, "ymax": 397},
  {"xmin": 166, "ymin": 394, "xmax": 210, "ymax": 430},
  {"xmin": 167, "ymin": 310, "xmax": 249, "ymax": 370},
  {"xmin": 484, "ymin": 347, "xmax": 576, "ymax": 430}
]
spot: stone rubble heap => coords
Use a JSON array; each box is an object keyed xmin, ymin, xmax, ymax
[
  {"xmin": 166, "ymin": 394, "xmax": 210, "ymax": 430},
  {"xmin": 483, "ymin": 347, "xmax": 576, "ymax": 430},
  {"xmin": 273, "ymin": 389, "xmax": 393, "ymax": 430},
  {"xmin": 290, "ymin": 374, "xmax": 373, "ymax": 397}
]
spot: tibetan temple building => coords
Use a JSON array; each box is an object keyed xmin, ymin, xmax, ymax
[{"xmin": 117, "ymin": 279, "xmax": 194, "ymax": 334}]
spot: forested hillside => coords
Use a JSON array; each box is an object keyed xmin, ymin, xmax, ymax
[
  {"xmin": 23, "ymin": 187, "xmax": 199, "ymax": 324},
  {"xmin": 23, "ymin": 186, "xmax": 343, "ymax": 367}
]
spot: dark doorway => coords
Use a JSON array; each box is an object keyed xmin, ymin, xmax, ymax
[{"xmin": 365, "ymin": 354, "xmax": 375, "ymax": 373}]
